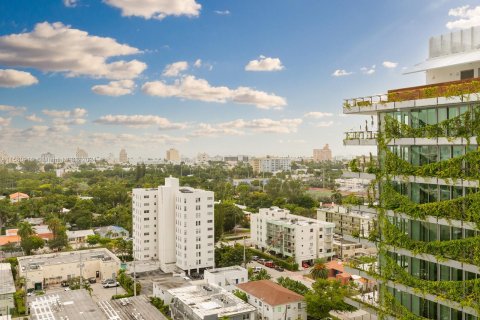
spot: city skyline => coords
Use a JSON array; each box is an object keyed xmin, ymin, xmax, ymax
[{"xmin": 0, "ymin": 1, "xmax": 479, "ymax": 158}]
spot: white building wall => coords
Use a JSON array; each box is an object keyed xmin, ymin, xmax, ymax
[
  {"xmin": 204, "ymin": 267, "xmax": 248, "ymax": 292},
  {"xmin": 158, "ymin": 177, "xmax": 178, "ymax": 272},
  {"xmin": 132, "ymin": 188, "xmax": 158, "ymax": 260},
  {"xmin": 245, "ymin": 297, "xmax": 307, "ymax": 320}
]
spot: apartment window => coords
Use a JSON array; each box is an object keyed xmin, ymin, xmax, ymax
[
  {"xmin": 144, "ymin": 232, "xmax": 149, "ymax": 236},
  {"xmin": 461, "ymin": 69, "xmax": 474, "ymax": 80},
  {"xmin": 144, "ymin": 203, "xmax": 149, "ymax": 206},
  {"xmin": 208, "ymin": 235, "xmax": 213, "ymax": 238},
  {"xmin": 144, "ymin": 195, "xmax": 149, "ymax": 198},
  {"xmin": 207, "ymin": 204, "xmax": 213, "ymax": 208},
  {"xmin": 207, "ymin": 197, "xmax": 213, "ymax": 200},
  {"xmin": 196, "ymin": 221, "xmax": 201, "ymax": 226},
  {"xmin": 196, "ymin": 197, "xmax": 201, "ymax": 202},
  {"xmin": 196, "ymin": 213, "xmax": 201, "ymax": 218},
  {"xmin": 144, "ymin": 217, "xmax": 149, "ymax": 221},
  {"xmin": 196, "ymin": 205, "xmax": 201, "ymax": 210},
  {"xmin": 207, "ymin": 220, "xmax": 213, "ymax": 223},
  {"xmin": 207, "ymin": 227, "xmax": 213, "ymax": 231},
  {"xmin": 144, "ymin": 210, "xmax": 149, "ymax": 213}
]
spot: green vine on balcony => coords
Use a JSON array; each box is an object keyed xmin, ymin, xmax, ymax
[
  {"xmin": 383, "ymin": 107, "xmax": 480, "ymax": 144},
  {"xmin": 380, "ymin": 184, "xmax": 480, "ymax": 227},
  {"xmin": 380, "ymin": 217, "xmax": 480, "ymax": 266}
]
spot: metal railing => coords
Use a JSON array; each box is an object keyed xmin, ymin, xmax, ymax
[{"xmin": 344, "ymin": 131, "xmax": 378, "ymax": 140}]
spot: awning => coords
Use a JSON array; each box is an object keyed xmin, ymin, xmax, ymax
[{"xmin": 404, "ymin": 50, "xmax": 480, "ymax": 74}]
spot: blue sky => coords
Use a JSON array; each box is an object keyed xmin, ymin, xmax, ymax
[{"xmin": 0, "ymin": 0, "xmax": 479, "ymax": 159}]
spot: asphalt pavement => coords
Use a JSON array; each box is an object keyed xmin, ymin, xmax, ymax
[{"xmin": 247, "ymin": 261, "xmax": 315, "ymax": 289}]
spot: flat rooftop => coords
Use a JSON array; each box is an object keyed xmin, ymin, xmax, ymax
[
  {"xmin": 29, "ymin": 289, "xmax": 108, "ymax": 320},
  {"xmin": 0, "ymin": 263, "xmax": 15, "ymax": 295},
  {"xmin": 169, "ymin": 284, "xmax": 255, "ymax": 318},
  {"xmin": 100, "ymin": 295, "xmax": 168, "ymax": 320},
  {"xmin": 18, "ymin": 248, "xmax": 120, "ymax": 271},
  {"xmin": 206, "ymin": 266, "xmax": 246, "ymax": 274},
  {"xmin": 153, "ymin": 274, "xmax": 191, "ymax": 290}
]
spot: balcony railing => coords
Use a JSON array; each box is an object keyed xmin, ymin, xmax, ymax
[
  {"xmin": 344, "ymin": 77, "xmax": 480, "ymax": 109},
  {"xmin": 344, "ymin": 131, "xmax": 378, "ymax": 140}
]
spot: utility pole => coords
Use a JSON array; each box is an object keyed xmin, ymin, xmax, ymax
[
  {"xmin": 133, "ymin": 257, "xmax": 136, "ymax": 296},
  {"xmin": 79, "ymin": 252, "xmax": 83, "ymax": 288},
  {"xmin": 243, "ymin": 236, "xmax": 246, "ymax": 268}
]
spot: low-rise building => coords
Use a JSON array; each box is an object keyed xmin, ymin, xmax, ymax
[
  {"xmin": 0, "ymin": 264, "xmax": 15, "ymax": 317},
  {"xmin": 332, "ymin": 237, "xmax": 377, "ymax": 260},
  {"xmin": 9, "ymin": 192, "xmax": 29, "ymax": 203},
  {"xmin": 18, "ymin": 248, "xmax": 120, "ymax": 290},
  {"xmin": 66, "ymin": 229, "xmax": 95, "ymax": 245},
  {"xmin": 313, "ymin": 144, "xmax": 333, "ymax": 162},
  {"xmin": 317, "ymin": 205, "xmax": 376, "ymax": 237},
  {"xmin": 251, "ymin": 207, "xmax": 335, "ymax": 267},
  {"xmin": 250, "ymin": 157, "xmax": 292, "ymax": 174},
  {"xmin": 167, "ymin": 283, "xmax": 256, "ymax": 320},
  {"xmin": 204, "ymin": 266, "xmax": 248, "ymax": 292},
  {"xmin": 236, "ymin": 280, "xmax": 307, "ymax": 320},
  {"xmin": 94, "ymin": 225, "xmax": 129, "ymax": 239}
]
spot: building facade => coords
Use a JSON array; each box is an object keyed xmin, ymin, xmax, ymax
[
  {"xmin": 342, "ymin": 26, "xmax": 480, "ymax": 319},
  {"xmin": 204, "ymin": 266, "xmax": 248, "ymax": 292},
  {"xmin": 313, "ymin": 144, "xmax": 332, "ymax": 162},
  {"xmin": 317, "ymin": 205, "xmax": 376, "ymax": 237},
  {"xmin": 119, "ymin": 148, "xmax": 128, "ymax": 163},
  {"xmin": 250, "ymin": 157, "xmax": 292, "ymax": 174},
  {"xmin": 251, "ymin": 207, "xmax": 335, "ymax": 267},
  {"xmin": 0, "ymin": 263, "xmax": 15, "ymax": 317},
  {"xmin": 132, "ymin": 177, "xmax": 215, "ymax": 274},
  {"xmin": 17, "ymin": 248, "xmax": 120, "ymax": 290},
  {"xmin": 236, "ymin": 280, "xmax": 307, "ymax": 320},
  {"xmin": 167, "ymin": 284, "xmax": 256, "ymax": 320},
  {"xmin": 166, "ymin": 148, "xmax": 180, "ymax": 163}
]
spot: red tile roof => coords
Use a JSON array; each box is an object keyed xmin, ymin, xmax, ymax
[
  {"xmin": 9, "ymin": 192, "xmax": 29, "ymax": 200},
  {"xmin": 326, "ymin": 260, "xmax": 345, "ymax": 272},
  {"xmin": 236, "ymin": 280, "xmax": 304, "ymax": 306}
]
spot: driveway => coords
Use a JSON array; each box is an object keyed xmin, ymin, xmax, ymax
[
  {"xmin": 247, "ymin": 261, "xmax": 315, "ymax": 289},
  {"xmin": 91, "ymin": 282, "xmax": 126, "ymax": 302}
]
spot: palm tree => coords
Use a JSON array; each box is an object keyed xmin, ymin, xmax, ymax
[
  {"xmin": 310, "ymin": 258, "xmax": 328, "ymax": 280},
  {"xmin": 251, "ymin": 269, "xmax": 271, "ymax": 281},
  {"xmin": 17, "ymin": 221, "xmax": 34, "ymax": 239}
]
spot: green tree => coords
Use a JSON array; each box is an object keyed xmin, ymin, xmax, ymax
[
  {"xmin": 215, "ymin": 244, "xmax": 251, "ymax": 268},
  {"xmin": 310, "ymin": 258, "xmax": 328, "ymax": 280},
  {"xmin": 21, "ymin": 235, "xmax": 44, "ymax": 255},
  {"xmin": 250, "ymin": 269, "xmax": 271, "ymax": 281},
  {"xmin": 46, "ymin": 216, "xmax": 68, "ymax": 251},
  {"xmin": 277, "ymin": 276, "xmax": 310, "ymax": 295},
  {"xmin": 305, "ymin": 279, "xmax": 356, "ymax": 319},
  {"xmin": 17, "ymin": 221, "xmax": 34, "ymax": 239},
  {"xmin": 233, "ymin": 290, "xmax": 248, "ymax": 302}
]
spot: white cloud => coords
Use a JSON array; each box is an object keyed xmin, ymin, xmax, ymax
[
  {"xmin": 0, "ymin": 22, "xmax": 146, "ymax": 80},
  {"xmin": 92, "ymin": 80, "xmax": 135, "ymax": 96},
  {"xmin": 361, "ymin": 65, "xmax": 376, "ymax": 75},
  {"xmin": 142, "ymin": 75, "xmax": 287, "ymax": 109},
  {"xmin": 64, "ymin": 0, "xmax": 78, "ymax": 7},
  {"xmin": 382, "ymin": 61, "xmax": 398, "ymax": 69},
  {"xmin": 317, "ymin": 121, "xmax": 334, "ymax": 127},
  {"xmin": 104, "ymin": 0, "xmax": 201, "ymax": 20},
  {"xmin": 192, "ymin": 118, "xmax": 302, "ymax": 137},
  {"xmin": 332, "ymin": 69, "xmax": 352, "ymax": 77},
  {"xmin": 0, "ymin": 117, "xmax": 11, "ymax": 127},
  {"xmin": 245, "ymin": 55, "xmax": 284, "ymax": 72},
  {"xmin": 163, "ymin": 61, "xmax": 189, "ymax": 77},
  {"xmin": 25, "ymin": 114, "xmax": 44, "ymax": 123},
  {"xmin": 304, "ymin": 111, "xmax": 333, "ymax": 119},
  {"xmin": 94, "ymin": 114, "xmax": 186, "ymax": 129},
  {"xmin": 194, "ymin": 59, "xmax": 202, "ymax": 68},
  {"xmin": 42, "ymin": 108, "xmax": 87, "ymax": 119},
  {"xmin": 0, "ymin": 105, "xmax": 27, "ymax": 116},
  {"xmin": 214, "ymin": 10, "xmax": 230, "ymax": 15},
  {"xmin": 278, "ymin": 139, "xmax": 306, "ymax": 144},
  {"xmin": 52, "ymin": 118, "xmax": 86, "ymax": 126},
  {"xmin": 446, "ymin": 5, "xmax": 480, "ymax": 29},
  {"xmin": 0, "ymin": 69, "xmax": 38, "ymax": 88}
]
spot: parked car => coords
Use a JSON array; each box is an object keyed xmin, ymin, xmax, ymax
[
  {"xmin": 265, "ymin": 261, "xmax": 275, "ymax": 268},
  {"xmin": 302, "ymin": 262, "xmax": 310, "ymax": 269},
  {"xmin": 88, "ymin": 277, "xmax": 96, "ymax": 284},
  {"xmin": 61, "ymin": 281, "xmax": 69, "ymax": 287},
  {"xmin": 252, "ymin": 256, "xmax": 259, "ymax": 261},
  {"xmin": 275, "ymin": 266, "xmax": 284, "ymax": 272},
  {"xmin": 253, "ymin": 266, "xmax": 263, "ymax": 273},
  {"xmin": 258, "ymin": 258, "xmax": 266, "ymax": 265},
  {"xmin": 103, "ymin": 280, "xmax": 120, "ymax": 288},
  {"xmin": 101, "ymin": 278, "xmax": 113, "ymax": 285}
]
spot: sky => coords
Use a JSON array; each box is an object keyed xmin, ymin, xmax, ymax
[{"xmin": 0, "ymin": 0, "xmax": 480, "ymax": 159}]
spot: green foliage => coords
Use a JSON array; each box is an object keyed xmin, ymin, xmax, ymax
[
  {"xmin": 117, "ymin": 270, "xmax": 141, "ymax": 296},
  {"xmin": 150, "ymin": 297, "xmax": 172, "ymax": 319},
  {"xmin": 233, "ymin": 290, "xmax": 248, "ymax": 302},
  {"xmin": 309, "ymin": 258, "xmax": 328, "ymax": 280},
  {"xmin": 20, "ymin": 235, "xmax": 44, "ymax": 255},
  {"xmin": 276, "ymin": 276, "xmax": 310, "ymax": 295},
  {"xmin": 13, "ymin": 290, "xmax": 26, "ymax": 316},
  {"xmin": 215, "ymin": 244, "xmax": 251, "ymax": 268},
  {"xmin": 305, "ymin": 279, "xmax": 356, "ymax": 319},
  {"xmin": 249, "ymin": 269, "xmax": 271, "ymax": 281}
]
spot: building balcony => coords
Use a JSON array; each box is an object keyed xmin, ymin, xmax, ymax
[
  {"xmin": 343, "ymin": 78, "xmax": 480, "ymax": 115},
  {"xmin": 343, "ymin": 131, "xmax": 378, "ymax": 146}
]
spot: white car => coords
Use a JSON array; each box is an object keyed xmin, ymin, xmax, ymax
[{"xmin": 103, "ymin": 281, "xmax": 120, "ymax": 288}]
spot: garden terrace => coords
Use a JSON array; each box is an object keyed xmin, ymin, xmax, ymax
[
  {"xmin": 343, "ymin": 78, "xmax": 480, "ymax": 115},
  {"xmin": 343, "ymin": 131, "xmax": 378, "ymax": 146}
]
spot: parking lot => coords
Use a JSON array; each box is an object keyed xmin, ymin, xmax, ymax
[
  {"xmin": 247, "ymin": 260, "xmax": 314, "ymax": 289},
  {"xmin": 91, "ymin": 282, "xmax": 127, "ymax": 302}
]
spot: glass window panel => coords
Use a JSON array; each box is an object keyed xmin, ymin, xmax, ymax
[
  {"xmin": 411, "ymin": 183, "xmax": 420, "ymax": 203},
  {"xmin": 452, "ymin": 146, "xmax": 465, "ymax": 158},
  {"xmin": 440, "ymin": 305, "xmax": 450, "ymax": 320},
  {"xmin": 439, "ymin": 146, "xmax": 451, "ymax": 161},
  {"xmin": 459, "ymin": 105, "xmax": 468, "ymax": 115},
  {"xmin": 419, "ymin": 184, "xmax": 429, "ymax": 204},
  {"xmin": 452, "ymin": 227, "xmax": 462, "ymax": 240},
  {"xmin": 411, "ymin": 295, "xmax": 421, "ymax": 316},
  {"xmin": 452, "ymin": 186, "xmax": 463, "ymax": 199},
  {"xmin": 449, "ymin": 107, "xmax": 459, "ymax": 119},
  {"xmin": 440, "ymin": 185, "xmax": 451, "ymax": 201},
  {"xmin": 411, "ymin": 146, "xmax": 420, "ymax": 166},
  {"xmin": 411, "ymin": 111, "xmax": 420, "ymax": 129},
  {"xmin": 440, "ymin": 265, "xmax": 450, "ymax": 281},
  {"xmin": 427, "ymin": 109, "xmax": 437, "ymax": 125},
  {"xmin": 440, "ymin": 225, "xmax": 451, "ymax": 241}
]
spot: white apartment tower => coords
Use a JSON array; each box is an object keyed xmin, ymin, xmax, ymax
[{"xmin": 132, "ymin": 177, "xmax": 215, "ymax": 274}]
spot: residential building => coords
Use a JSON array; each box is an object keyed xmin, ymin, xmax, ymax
[
  {"xmin": 236, "ymin": 280, "xmax": 307, "ymax": 320},
  {"xmin": 132, "ymin": 177, "xmax": 215, "ymax": 274},
  {"xmin": 75, "ymin": 147, "xmax": 88, "ymax": 158},
  {"xmin": 94, "ymin": 225, "xmax": 129, "ymax": 239},
  {"xmin": 196, "ymin": 152, "xmax": 209, "ymax": 165},
  {"xmin": 0, "ymin": 264, "xmax": 15, "ymax": 317},
  {"xmin": 204, "ymin": 266, "xmax": 248, "ymax": 292},
  {"xmin": 332, "ymin": 237, "xmax": 377, "ymax": 260},
  {"xmin": 166, "ymin": 148, "xmax": 180, "ymax": 163},
  {"xmin": 334, "ymin": 178, "xmax": 370, "ymax": 193},
  {"xmin": 342, "ymin": 26, "xmax": 480, "ymax": 319},
  {"xmin": 313, "ymin": 144, "xmax": 333, "ymax": 162},
  {"xmin": 28, "ymin": 290, "xmax": 167, "ymax": 320},
  {"xmin": 224, "ymin": 155, "xmax": 249, "ymax": 163},
  {"xmin": 17, "ymin": 248, "xmax": 120, "ymax": 290},
  {"xmin": 39, "ymin": 152, "xmax": 56, "ymax": 164},
  {"xmin": 167, "ymin": 283, "xmax": 256, "ymax": 320},
  {"xmin": 0, "ymin": 225, "xmax": 54, "ymax": 248},
  {"xmin": 317, "ymin": 205, "xmax": 376, "ymax": 237},
  {"xmin": 66, "ymin": 229, "xmax": 95, "ymax": 245},
  {"xmin": 9, "ymin": 192, "xmax": 29, "ymax": 203},
  {"xmin": 250, "ymin": 157, "xmax": 292, "ymax": 174},
  {"xmin": 119, "ymin": 148, "xmax": 128, "ymax": 163},
  {"xmin": 250, "ymin": 207, "xmax": 335, "ymax": 267}
]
